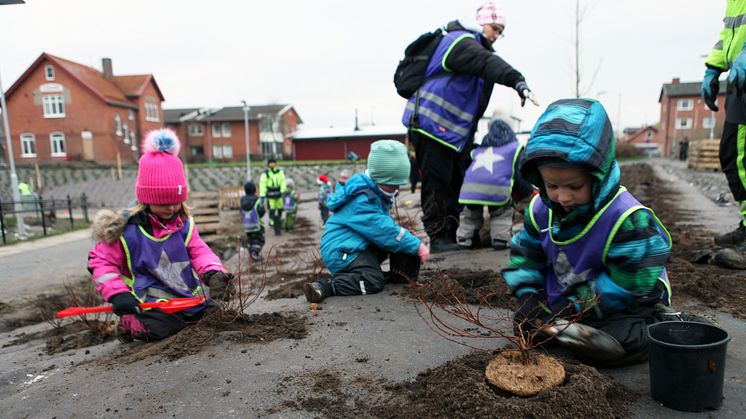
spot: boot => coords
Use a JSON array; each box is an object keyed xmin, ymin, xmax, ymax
[
  {"xmin": 492, "ymin": 238, "xmax": 510, "ymax": 250},
  {"xmin": 303, "ymin": 282, "xmax": 326, "ymax": 303},
  {"xmin": 654, "ymin": 303, "xmax": 718, "ymax": 325},
  {"xmin": 430, "ymin": 237, "xmax": 462, "ymax": 253},
  {"xmin": 714, "ymin": 223, "xmax": 746, "ymax": 247},
  {"xmin": 250, "ymin": 249, "xmax": 262, "ymax": 262},
  {"xmin": 714, "ymin": 248, "xmax": 746, "ymax": 269}
]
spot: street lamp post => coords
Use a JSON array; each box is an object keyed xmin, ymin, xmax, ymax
[
  {"xmin": 1, "ymin": 67, "xmax": 26, "ymax": 236},
  {"xmin": 241, "ymin": 100, "xmax": 251, "ymax": 182}
]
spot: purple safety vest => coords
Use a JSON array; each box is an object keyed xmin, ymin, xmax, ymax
[
  {"xmin": 402, "ymin": 30, "xmax": 485, "ymax": 153},
  {"xmin": 531, "ymin": 188, "xmax": 671, "ymax": 307},
  {"xmin": 283, "ymin": 192, "xmax": 296, "ymax": 212},
  {"xmin": 121, "ymin": 217, "xmax": 206, "ymax": 313},
  {"xmin": 458, "ymin": 142, "xmax": 521, "ymax": 206},
  {"xmin": 240, "ymin": 206, "xmax": 261, "ymax": 232}
]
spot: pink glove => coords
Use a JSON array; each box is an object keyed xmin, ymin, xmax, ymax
[{"xmin": 417, "ymin": 243, "xmax": 430, "ymax": 263}]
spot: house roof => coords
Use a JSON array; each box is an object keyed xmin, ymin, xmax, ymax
[
  {"xmin": 4, "ymin": 52, "xmax": 163, "ymax": 110},
  {"xmin": 113, "ymin": 74, "xmax": 165, "ymax": 101},
  {"xmin": 659, "ymin": 80, "xmax": 727, "ymax": 102},
  {"xmin": 625, "ymin": 125, "xmax": 659, "ymax": 143},
  {"xmin": 164, "ymin": 108, "xmax": 200, "ymax": 124},
  {"xmin": 165, "ymin": 104, "xmax": 302, "ymax": 123},
  {"xmin": 292, "ymin": 125, "xmax": 407, "ymax": 141}
]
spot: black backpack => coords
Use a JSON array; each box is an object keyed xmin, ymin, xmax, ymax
[{"xmin": 393, "ymin": 29, "xmax": 444, "ymax": 99}]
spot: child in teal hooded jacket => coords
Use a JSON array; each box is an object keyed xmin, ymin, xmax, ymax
[
  {"xmin": 304, "ymin": 140, "xmax": 430, "ymax": 303},
  {"xmin": 503, "ymin": 98, "xmax": 673, "ymax": 366}
]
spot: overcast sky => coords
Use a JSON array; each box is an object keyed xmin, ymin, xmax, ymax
[{"xmin": 0, "ymin": 0, "xmax": 725, "ymax": 132}]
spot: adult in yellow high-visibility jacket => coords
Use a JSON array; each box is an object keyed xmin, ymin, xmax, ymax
[
  {"xmin": 259, "ymin": 158, "xmax": 287, "ymax": 236},
  {"xmin": 703, "ymin": 0, "xmax": 746, "ymax": 247}
]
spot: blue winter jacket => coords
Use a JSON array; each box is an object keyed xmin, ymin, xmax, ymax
[{"xmin": 320, "ymin": 173, "xmax": 421, "ymax": 275}]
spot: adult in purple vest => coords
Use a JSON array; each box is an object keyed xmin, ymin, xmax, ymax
[
  {"xmin": 503, "ymin": 99, "xmax": 676, "ymax": 367},
  {"xmin": 88, "ymin": 129, "xmax": 231, "ymax": 341},
  {"xmin": 457, "ymin": 119, "xmax": 534, "ymax": 250},
  {"xmin": 401, "ymin": 3, "xmax": 538, "ymax": 253}
]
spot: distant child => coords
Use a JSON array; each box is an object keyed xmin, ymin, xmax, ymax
[
  {"xmin": 283, "ymin": 178, "xmax": 299, "ymax": 231},
  {"xmin": 338, "ymin": 170, "xmax": 350, "ymax": 188},
  {"xmin": 240, "ymin": 181, "xmax": 266, "ymax": 261},
  {"xmin": 457, "ymin": 119, "xmax": 533, "ymax": 250},
  {"xmin": 317, "ymin": 175, "xmax": 332, "ymax": 225},
  {"xmin": 502, "ymin": 99, "xmax": 673, "ymax": 366},
  {"xmin": 88, "ymin": 129, "xmax": 232, "ymax": 341},
  {"xmin": 304, "ymin": 140, "xmax": 429, "ymax": 303}
]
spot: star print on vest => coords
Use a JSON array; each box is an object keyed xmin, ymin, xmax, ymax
[
  {"xmin": 471, "ymin": 147, "xmax": 505, "ymax": 174},
  {"xmin": 553, "ymin": 249, "xmax": 592, "ymax": 291},
  {"xmin": 121, "ymin": 219, "xmax": 201, "ymax": 301},
  {"xmin": 148, "ymin": 249, "xmax": 192, "ymax": 291}
]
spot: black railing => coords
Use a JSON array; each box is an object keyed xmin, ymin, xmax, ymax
[{"xmin": 0, "ymin": 193, "xmax": 89, "ymax": 245}]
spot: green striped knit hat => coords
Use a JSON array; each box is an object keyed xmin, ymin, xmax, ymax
[{"xmin": 367, "ymin": 140, "xmax": 410, "ymax": 185}]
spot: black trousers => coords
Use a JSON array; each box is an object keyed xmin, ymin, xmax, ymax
[
  {"xmin": 132, "ymin": 309, "xmax": 204, "ymax": 341},
  {"xmin": 719, "ymin": 121, "xmax": 746, "ymax": 201},
  {"xmin": 411, "ymin": 131, "xmax": 470, "ymax": 240},
  {"xmin": 245, "ymin": 231, "xmax": 265, "ymax": 252},
  {"xmin": 321, "ymin": 247, "xmax": 421, "ymax": 297}
]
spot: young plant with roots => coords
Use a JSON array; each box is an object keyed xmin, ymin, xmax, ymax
[
  {"xmin": 414, "ymin": 266, "xmax": 595, "ymax": 396},
  {"xmin": 40, "ymin": 280, "xmax": 117, "ymax": 340}
]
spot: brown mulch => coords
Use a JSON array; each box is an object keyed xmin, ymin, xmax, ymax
[{"xmin": 403, "ymin": 268, "xmax": 513, "ymax": 309}]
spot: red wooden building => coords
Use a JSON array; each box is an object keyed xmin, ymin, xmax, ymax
[
  {"xmin": 292, "ymin": 125, "xmax": 407, "ymax": 161},
  {"xmin": 2, "ymin": 52, "xmax": 164, "ymax": 164}
]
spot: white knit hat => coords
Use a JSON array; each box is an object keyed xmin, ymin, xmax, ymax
[{"xmin": 476, "ymin": 2, "xmax": 506, "ymax": 28}]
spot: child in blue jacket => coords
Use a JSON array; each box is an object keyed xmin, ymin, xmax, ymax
[
  {"xmin": 503, "ymin": 99, "xmax": 673, "ymax": 366},
  {"xmin": 304, "ymin": 140, "xmax": 430, "ymax": 303}
]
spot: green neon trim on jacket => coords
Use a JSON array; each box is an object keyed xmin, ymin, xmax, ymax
[
  {"xmin": 601, "ymin": 205, "xmax": 671, "ymax": 266},
  {"xmin": 184, "ymin": 217, "xmax": 195, "ymax": 246},
  {"xmin": 737, "ymin": 125, "xmax": 746, "ymax": 193},
  {"xmin": 527, "ymin": 194, "xmax": 541, "ymax": 232},
  {"xmin": 119, "ymin": 235, "xmax": 141, "ymax": 302},
  {"xmin": 546, "ymin": 187, "xmax": 628, "ymax": 246},
  {"xmin": 441, "ymin": 33, "xmax": 476, "ymax": 73},
  {"xmin": 412, "ymin": 128, "xmax": 460, "ymax": 151}
]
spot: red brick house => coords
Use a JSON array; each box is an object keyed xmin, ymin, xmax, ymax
[
  {"xmin": 292, "ymin": 125, "xmax": 407, "ymax": 161},
  {"xmin": 658, "ymin": 77, "xmax": 727, "ymax": 157},
  {"xmin": 1, "ymin": 52, "xmax": 165, "ymax": 164},
  {"xmin": 165, "ymin": 105, "xmax": 302, "ymax": 163}
]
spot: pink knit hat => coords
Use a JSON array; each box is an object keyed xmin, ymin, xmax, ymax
[
  {"xmin": 136, "ymin": 128, "xmax": 188, "ymax": 205},
  {"xmin": 476, "ymin": 2, "xmax": 506, "ymax": 28}
]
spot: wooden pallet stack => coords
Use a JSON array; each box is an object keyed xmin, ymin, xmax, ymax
[
  {"xmin": 218, "ymin": 185, "xmax": 243, "ymax": 210},
  {"xmin": 189, "ymin": 191, "xmax": 221, "ymax": 243},
  {"xmin": 687, "ymin": 139, "xmax": 721, "ymax": 171}
]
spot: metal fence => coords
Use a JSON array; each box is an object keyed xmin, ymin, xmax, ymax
[{"xmin": 0, "ymin": 193, "xmax": 89, "ymax": 245}]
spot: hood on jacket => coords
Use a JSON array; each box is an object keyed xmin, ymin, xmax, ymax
[
  {"xmin": 244, "ymin": 181, "xmax": 256, "ymax": 195},
  {"xmin": 92, "ymin": 209, "xmax": 128, "ymax": 244},
  {"xmin": 481, "ymin": 118, "xmax": 517, "ymax": 148},
  {"xmin": 326, "ymin": 172, "xmax": 386, "ymax": 213},
  {"xmin": 521, "ymin": 98, "xmax": 620, "ymax": 212}
]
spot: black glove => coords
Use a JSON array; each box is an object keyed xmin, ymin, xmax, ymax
[
  {"xmin": 702, "ymin": 67, "xmax": 722, "ymax": 111},
  {"xmin": 109, "ymin": 292, "xmax": 142, "ymax": 316},
  {"xmin": 515, "ymin": 81, "xmax": 530, "ymax": 107},
  {"xmin": 547, "ymin": 297, "xmax": 576, "ymax": 318},
  {"xmin": 205, "ymin": 271, "xmax": 235, "ymax": 301}
]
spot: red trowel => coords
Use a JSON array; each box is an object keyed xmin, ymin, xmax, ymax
[{"xmin": 55, "ymin": 296, "xmax": 207, "ymax": 318}]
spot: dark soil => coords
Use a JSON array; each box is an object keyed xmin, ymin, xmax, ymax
[
  {"xmin": 0, "ymin": 279, "xmax": 104, "ymax": 333},
  {"xmin": 405, "ymin": 268, "xmax": 512, "ymax": 308},
  {"xmin": 621, "ymin": 163, "xmax": 746, "ymax": 319},
  {"xmin": 118, "ymin": 311, "xmax": 308, "ymax": 362},
  {"xmin": 4, "ymin": 319, "xmax": 116, "ymax": 355},
  {"xmin": 268, "ymin": 350, "xmax": 637, "ymax": 419}
]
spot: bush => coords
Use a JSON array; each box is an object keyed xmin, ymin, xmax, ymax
[{"xmin": 615, "ymin": 141, "xmax": 644, "ymax": 159}]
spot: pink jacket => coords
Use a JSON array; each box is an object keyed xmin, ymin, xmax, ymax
[{"xmin": 88, "ymin": 212, "xmax": 226, "ymax": 301}]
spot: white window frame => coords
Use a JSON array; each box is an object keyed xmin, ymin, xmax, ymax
[
  {"xmin": 49, "ymin": 132, "xmax": 66, "ymax": 157},
  {"xmin": 42, "ymin": 94, "xmax": 65, "ymax": 118},
  {"xmin": 212, "ymin": 124, "xmax": 222, "ymax": 138},
  {"xmin": 677, "ymin": 99, "xmax": 694, "ymax": 111},
  {"xmin": 675, "ymin": 117, "xmax": 693, "ymax": 129},
  {"xmin": 115, "ymin": 114, "xmax": 122, "ymax": 136},
  {"xmin": 44, "ymin": 65, "xmax": 55, "ymax": 81},
  {"xmin": 123, "ymin": 124, "xmax": 130, "ymax": 144},
  {"xmin": 222, "ymin": 122, "xmax": 231, "ymax": 137},
  {"xmin": 188, "ymin": 124, "xmax": 204, "ymax": 136},
  {"xmin": 222, "ymin": 144, "xmax": 233, "ymax": 159},
  {"xmin": 144, "ymin": 102, "xmax": 160, "ymax": 122},
  {"xmin": 703, "ymin": 116, "xmax": 716, "ymax": 129},
  {"xmin": 213, "ymin": 144, "xmax": 224, "ymax": 159},
  {"xmin": 645, "ymin": 131, "xmax": 654, "ymax": 141},
  {"xmin": 20, "ymin": 133, "xmax": 36, "ymax": 157}
]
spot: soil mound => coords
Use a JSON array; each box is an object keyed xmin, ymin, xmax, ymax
[
  {"xmin": 406, "ymin": 268, "xmax": 512, "ymax": 308},
  {"xmin": 377, "ymin": 351, "xmax": 637, "ymax": 418},
  {"xmin": 4, "ymin": 320, "xmax": 115, "ymax": 355},
  {"xmin": 120, "ymin": 311, "xmax": 308, "ymax": 362}
]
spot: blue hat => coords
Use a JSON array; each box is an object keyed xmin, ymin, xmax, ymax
[{"xmin": 481, "ymin": 119, "xmax": 517, "ymax": 147}]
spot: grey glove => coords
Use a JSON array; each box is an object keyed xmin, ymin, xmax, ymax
[
  {"xmin": 205, "ymin": 271, "xmax": 235, "ymax": 301},
  {"xmin": 514, "ymin": 81, "xmax": 539, "ymax": 107},
  {"xmin": 544, "ymin": 319, "xmax": 626, "ymax": 361}
]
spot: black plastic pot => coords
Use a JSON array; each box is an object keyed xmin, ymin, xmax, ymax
[{"xmin": 648, "ymin": 321, "xmax": 731, "ymax": 412}]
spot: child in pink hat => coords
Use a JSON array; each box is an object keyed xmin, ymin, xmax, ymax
[{"xmin": 87, "ymin": 129, "xmax": 231, "ymax": 341}]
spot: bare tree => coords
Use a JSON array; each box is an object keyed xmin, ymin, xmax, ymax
[{"xmin": 572, "ymin": 0, "xmax": 602, "ymax": 98}]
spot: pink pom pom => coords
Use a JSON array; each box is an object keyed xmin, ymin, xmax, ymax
[{"xmin": 142, "ymin": 128, "xmax": 181, "ymax": 155}]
